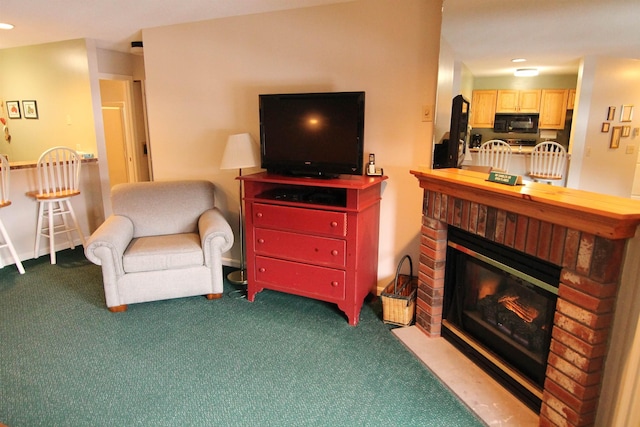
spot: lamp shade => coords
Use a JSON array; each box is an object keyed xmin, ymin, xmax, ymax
[{"xmin": 220, "ymin": 133, "xmax": 260, "ymax": 170}]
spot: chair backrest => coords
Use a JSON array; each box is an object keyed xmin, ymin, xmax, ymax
[
  {"xmin": 36, "ymin": 147, "xmax": 82, "ymax": 196},
  {"xmin": 0, "ymin": 154, "xmax": 10, "ymax": 207},
  {"xmin": 530, "ymin": 141, "xmax": 567, "ymax": 180},
  {"xmin": 111, "ymin": 180, "xmax": 217, "ymax": 238},
  {"xmin": 477, "ymin": 139, "xmax": 512, "ymax": 172}
]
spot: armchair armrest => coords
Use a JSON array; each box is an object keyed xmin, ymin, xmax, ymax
[
  {"xmin": 85, "ymin": 215, "xmax": 134, "ymax": 276},
  {"xmin": 199, "ymin": 208, "xmax": 234, "ymax": 266}
]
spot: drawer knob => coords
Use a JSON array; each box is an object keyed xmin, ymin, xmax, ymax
[
  {"xmin": 259, "ymin": 267, "xmax": 266, "ymax": 273},
  {"xmin": 330, "ymin": 221, "xmax": 338, "ymax": 228},
  {"xmin": 258, "ymin": 238, "xmax": 265, "ymax": 244},
  {"xmin": 331, "ymin": 250, "xmax": 338, "ymax": 256},
  {"xmin": 256, "ymin": 212, "xmax": 263, "ymax": 218},
  {"xmin": 331, "ymin": 281, "xmax": 339, "ymax": 287}
]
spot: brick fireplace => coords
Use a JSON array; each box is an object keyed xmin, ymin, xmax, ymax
[{"xmin": 410, "ymin": 168, "xmax": 640, "ymax": 427}]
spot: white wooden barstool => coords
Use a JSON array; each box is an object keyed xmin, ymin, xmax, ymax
[
  {"xmin": 0, "ymin": 154, "xmax": 25, "ymax": 274},
  {"xmin": 529, "ymin": 141, "xmax": 567, "ymax": 185},
  {"xmin": 29, "ymin": 147, "xmax": 86, "ymax": 264},
  {"xmin": 477, "ymin": 139, "xmax": 512, "ymax": 173}
]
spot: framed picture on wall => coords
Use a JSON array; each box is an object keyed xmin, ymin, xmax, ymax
[
  {"xmin": 622, "ymin": 126, "xmax": 631, "ymax": 137},
  {"xmin": 610, "ymin": 126, "xmax": 622, "ymax": 149},
  {"xmin": 621, "ymin": 105, "xmax": 634, "ymax": 122},
  {"xmin": 6, "ymin": 101, "xmax": 21, "ymax": 119},
  {"xmin": 22, "ymin": 100, "xmax": 38, "ymax": 119},
  {"xmin": 601, "ymin": 122, "xmax": 610, "ymax": 132},
  {"xmin": 607, "ymin": 106, "xmax": 616, "ymax": 121}
]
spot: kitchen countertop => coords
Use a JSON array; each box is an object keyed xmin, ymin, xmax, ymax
[{"xmin": 8, "ymin": 157, "xmax": 98, "ymax": 170}]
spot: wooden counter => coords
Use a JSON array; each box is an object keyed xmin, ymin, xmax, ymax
[{"xmin": 410, "ymin": 167, "xmax": 640, "ymax": 240}]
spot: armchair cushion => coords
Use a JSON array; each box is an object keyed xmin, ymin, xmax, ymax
[{"xmin": 123, "ymin": 233, "xmax": 203, "ymax": 273}]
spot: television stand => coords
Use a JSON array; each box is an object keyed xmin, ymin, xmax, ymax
[{"xmin": 239, "ymin": 172, "xmax": 387, "ymax": 326}]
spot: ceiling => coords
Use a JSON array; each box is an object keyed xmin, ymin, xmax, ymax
[
  {"xmin": 442, "ymin": 0, "xmax": 640, "ymax": 76},
  {"xmin": 1, "ymin": 0, "xmax": 638, "ymax": 77},
  {"xmin": 0, "ymin": 0, "xmax": 353, "ymax": 52}
]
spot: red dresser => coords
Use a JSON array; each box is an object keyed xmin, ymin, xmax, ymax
[{"xmin": 240, "ymin": 172, "xmax": 386, "ymax": 325}]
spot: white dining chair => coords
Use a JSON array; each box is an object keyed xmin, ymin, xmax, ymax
[
  {"xmin": 0, "ymin": 154, "xmax": 25, "ymax": 274},
  {"xmin": 477, "ymin": 139, "xmax": 512, "ymax": 173}
]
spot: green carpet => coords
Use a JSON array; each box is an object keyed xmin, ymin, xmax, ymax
[{"xmin": 0, "ymin": 249, "xmax": 483, "ymax": 426}]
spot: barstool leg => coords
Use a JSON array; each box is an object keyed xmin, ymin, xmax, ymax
[
  {"xmin": 0, "ymin": 219, "xmax": 25, "ymax": 274},
  {"xmin": 48, "ymin": 201, "xmax": 56, "ymax": 265},
  {"xmin": 59, "ymin": 201, "xmax": 75, "ymax": 250},
  {"xmin": 65, "ymin": 199, "xmax": 86, "ymax": 246},
  {"xmin": 34, "ymin": 201, "xmax": 45, "ymax": 259}
]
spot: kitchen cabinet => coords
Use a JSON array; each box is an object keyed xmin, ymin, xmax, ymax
[
  {"xmin": 539, "ymin": 89, "xmax": 569, "ymax": 129},
  {"xmin": 470, "ymin": 90, "xmax": 497, "ymax": 128},
  {"xmin": 567, "ymin": 89, "xmax": 576, "ymax": 110},
  {"xmin": 240, "ymin": 172, "xmax": 386, "ymax": 326},
  {"xmin": 496, "ymin": 89, "xmax": 541, "ymax": 113}
]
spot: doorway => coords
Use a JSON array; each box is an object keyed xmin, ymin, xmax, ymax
[{"xmin": 99, "ymin": 78, "xmax": 150, "ymax": 187}]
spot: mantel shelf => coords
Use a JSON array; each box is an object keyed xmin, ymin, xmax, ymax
[{"xmin": 410, "ymin": 168, "xmax": 640, "ymax": 240}]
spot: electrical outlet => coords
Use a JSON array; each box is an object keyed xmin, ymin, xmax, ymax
[{"xmin": 421, "ymin": 105, "xmax": 434, "ymax": 122}]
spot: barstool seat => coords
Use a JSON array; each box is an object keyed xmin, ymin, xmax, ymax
[
  {"xmin": 28, "ymin": 147, "xmax": 85, "ymax": 265},
  {"xmin": 0, "ymin": 154, "xmax": 25, "ymax": 274}
]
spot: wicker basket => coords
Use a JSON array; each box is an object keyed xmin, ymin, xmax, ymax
[{"xmin": 381, "ymin": 255, "xmax": 418, "ymax": 326}]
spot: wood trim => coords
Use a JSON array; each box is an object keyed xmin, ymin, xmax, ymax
[{"xmin": 411, "ymin": 168, "xmax": 640, "ymax": 240}]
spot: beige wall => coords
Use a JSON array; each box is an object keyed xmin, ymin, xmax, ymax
[
  {"xmin": 568, "ymin": 56, "xmax": 640, "ymax": 198},
  {"xmin": 0, "ymin": 39, "xmax": 98, "ymax": 162},
  {"xmin": 142, "ymin": 0, "xmax": 443, "ymax": 282}
]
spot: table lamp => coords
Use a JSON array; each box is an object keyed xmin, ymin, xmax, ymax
[{"xmin": 220, "ymin": 133, "xmax": 260, "ymax": 285}]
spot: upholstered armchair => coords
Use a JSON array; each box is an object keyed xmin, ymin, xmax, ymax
[{"xmin": 85, "ymin": 180, "xmax": 234, "ymax": 312}]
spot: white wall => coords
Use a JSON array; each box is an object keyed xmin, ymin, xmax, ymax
[
  {"xmin": 142, "ymin": 0, "xmax": 443, "ymax": 284},
  {"xmin": 567, "ymin": 56, "xmax": 640, "ymax": 197}
]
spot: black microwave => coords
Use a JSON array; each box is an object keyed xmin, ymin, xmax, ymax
[{"xmin": 493, "ymin": 113, "xmax": 539, "ymax": 133}]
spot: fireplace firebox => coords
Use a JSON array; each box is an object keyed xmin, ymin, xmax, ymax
[{"xmin": 443, "ymin": 227, "xmax": 561, "ymax": 411}]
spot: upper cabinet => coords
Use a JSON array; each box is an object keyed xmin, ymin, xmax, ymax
[
  {"xmin": 539, "ymin": 89, "xmax": 569, "ymax": 129},
  {"xmin": 470, "ymin": 90, "xmax": 497, "ymax": 128},
  {"xmin": 496, "ymin": 90, "xmax": 541, "ymax": 113},
  {"xmin": 567, "ymin": 89, "xmax": 576, "ymax": 110}
]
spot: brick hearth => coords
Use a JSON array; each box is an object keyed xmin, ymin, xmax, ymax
[{"xmin": 411, "ymin": 168, "xmax": 640, "ymax": 427}]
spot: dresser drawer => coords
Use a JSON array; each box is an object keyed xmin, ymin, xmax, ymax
[
  {"xmin": 255, "ymin": 256, "xmax": 346, "ymax": 300},
  {"xmin": 251, "ymin": 203, "xmax": 347, "ymax": 237},
  {"xmin": 254, "ymin": 228, "xmax": 346, "ymax": 268}
]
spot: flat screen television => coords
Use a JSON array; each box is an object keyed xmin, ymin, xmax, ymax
[{"xmin": 259, "ymin": 91, "xmax": 365, "ymax": 178}]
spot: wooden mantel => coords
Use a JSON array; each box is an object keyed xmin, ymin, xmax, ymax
[{"xmin": 410, "ymin": 168, "xmax": 640, "ymax": 240}]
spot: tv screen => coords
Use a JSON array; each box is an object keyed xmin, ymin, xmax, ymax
[{"xmin": 259, "ymin": 91, "xmax": 365, "ymax": 178}]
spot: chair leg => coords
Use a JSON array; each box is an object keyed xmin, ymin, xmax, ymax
[
  {"xmin": 108, "ymin": 305, "xmax": 128, "ymax": 313},
  {"xmin": 206, "ymin": 293, "xmax": 223, "ymax": 300},
  {"xmin": 0, "ymin": 219, "xmax": 25, "ymax": 274}
]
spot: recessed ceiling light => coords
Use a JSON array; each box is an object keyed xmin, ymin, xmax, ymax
[
  {"xmin": 511, "ymin": 58, "xmax": 526, "ymax": 63},
  {"xmin": 514, "ymin": 68, "xmax": 539, "ymax": 77},
  {"xmin": 0, "ymin": 23, "xmax": 14, "ymax": 30}
]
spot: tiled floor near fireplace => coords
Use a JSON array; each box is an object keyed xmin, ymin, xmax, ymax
[{"xmin": 394, "ymin": 325, "xmax": 539, "ymax": 426}]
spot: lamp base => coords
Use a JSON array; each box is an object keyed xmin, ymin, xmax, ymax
[{"xmin": 227, "ymin": 269, "xmax": 248, "ymax": 285}]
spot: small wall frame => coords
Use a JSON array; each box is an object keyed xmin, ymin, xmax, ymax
[
  {"xmin": 22, "ymin": 100, "xmax": 38, "ymax": 119},
  {"xmin": 621, "ymin": 105, "xmax": 634, "ymax": 122},
  {"xmin": 6, "ymin": 101, "xmax": 21, "ymax": 119},
  {"xmin": 610, "ymin": 126, "xmax": 622, "ymax": 148}
]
